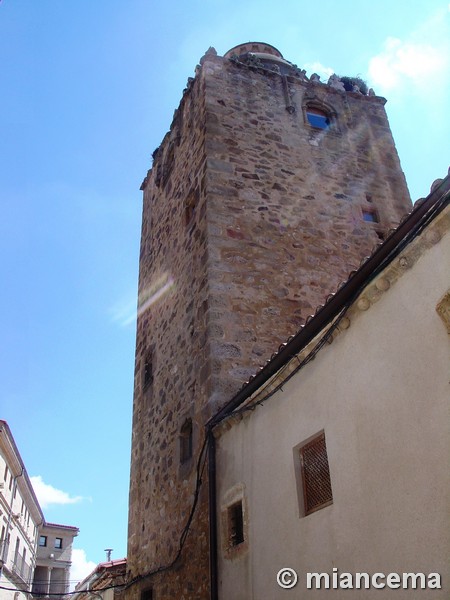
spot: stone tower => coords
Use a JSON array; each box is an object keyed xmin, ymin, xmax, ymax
[{"xmin": 126, "ymin": 42, "xmax": 411, "ymax": 599}]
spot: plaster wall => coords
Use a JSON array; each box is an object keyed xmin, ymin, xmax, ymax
[
  {"xmin": 0, "ymin": 425, "xmax": 42, "ymax": 597},
  {"xmin": 217, "ymin": 214, "xmax": 450, "ymax": 599}
]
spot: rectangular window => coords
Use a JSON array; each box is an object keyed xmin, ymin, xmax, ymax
[
  {"xmin": 54, "ymin": 538, "xmax": 63, "ymax": 549},
  {"xmin": 143, "ymin": 350, "xmax": 153, "ymax": 390},
  {"xmin": 141, "ymin": 589, "xmax": 153, "ymax": 600},
  {"xmin": 180, "ymin": 419, "xmax": 193, "ymax": 464},
  {"xmin": 162, "ymin": 145, "xmax": 175, "ymax": 187},
  {"xmin": 184, "ymin": 189, "xmax": 199, "ymax": 228},
  {"xmin": 228, "ymin": 501, "xmax": 244, "ymax": 547},
  {"xmin": 362, "ymin": 208, "xmax": 379, "ymax": 223},
  {"xmin": 39, "ymin": 536, "xmax": 47, "ymax": 547},
  {"xmin": 299, "ymin": 432, "xmax": 333, "ymax": 516},
  {"xmin": 307, "ymin": 112, "xmax": 330, "ymax": 129},
  {"xmin": 14, "ymin": 537, "xmax": 20, "ymax": 560}
]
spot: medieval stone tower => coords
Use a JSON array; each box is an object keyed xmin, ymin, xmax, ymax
[{"xmin": 126, "ymin": 42, "xmax": 411, "ymax": 599}]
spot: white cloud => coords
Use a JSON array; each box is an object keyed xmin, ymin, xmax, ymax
[
  {"xmin": 369, "ymin": 37, "xmax": 447, "ymax": 90},
  {"xmin": 30, "ymin": 475, "xmax": 84, "ymax": 509},
  {"xmin": 70, "ymin": 549, "xmax": 97, "ymax": 590},
  {"xmin": 368, "ymin": 8, "xmax": 449, "ymax": 95},
  {"xmin": 304, "ymin": 61, "xmax": 334, "ymax": 81}
]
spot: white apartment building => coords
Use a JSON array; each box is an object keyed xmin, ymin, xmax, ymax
[
  {"xmin": 32, "ymin": 522, "xmax": 79, "ymax": 596},
  {"xmin": 0, "ymin": 420, "xmax": 44, "ymax": 600},
  {"xmin": 0, "ymin": 421, "xmax": 78, "ymax": 600}
]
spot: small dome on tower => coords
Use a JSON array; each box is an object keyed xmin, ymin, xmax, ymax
[
  {"xmin": 224, "ymin": 41, "xmax": 298, "ymax": 75},
  {"xmin": 224, "ymin": 42, "xmax": 283, "ymax": 59}
]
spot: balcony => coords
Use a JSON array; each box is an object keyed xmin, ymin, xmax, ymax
[{"xmin": 12, "ymin": 554, "xmax": 33, "ymax": 586}]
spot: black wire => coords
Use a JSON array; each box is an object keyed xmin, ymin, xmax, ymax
[
  {"xmin": 113, "ymin": 190, "xmax": 450, "ymax": 593},
  {"xmin": 231, "ymin": 301, "xmax": 352, "ymax": 417},
  {"xmin": 5, "ymin": 191, "xmax": 446, "ymax": 599},
  {"xmin": 224, "ymin": 190, "xmax": 450, "ymax": 420},
  {"xmin": 121, "ymin": 432, "xmax": 209, "ymax": 591},
  {"xmin": 0, "ymin": 437, "xmax": 210, "ymax": 597}
]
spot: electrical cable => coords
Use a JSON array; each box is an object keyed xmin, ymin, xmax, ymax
[
  {"xmin": 0, "ymin": 438, "xmax": 210, "ymax": 598},
  {"xmin": 92, "ymin": 185, "xmax": 450, "ymax": 593},
  {"xmin": 227, "ymin": 190, "xmax": 449, "ymax": 419},
  {"xmin": 3, "ymin": 190, "xmax": 446, "ymax": 598},
  {"xmin": 121, "ymin": 432, "xmax": 209, "ymax": 592}
]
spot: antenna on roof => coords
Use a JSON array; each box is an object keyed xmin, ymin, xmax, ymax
[{"xmin": 104, "ymin": 548, "xmax": 113, "ymax": 562}]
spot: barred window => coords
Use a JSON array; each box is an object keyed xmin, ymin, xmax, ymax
[{"xmin": 299, "ymin": 432, "xmax": 333, "ymax": 515}]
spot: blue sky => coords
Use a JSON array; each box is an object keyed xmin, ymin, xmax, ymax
[{"xmin": 1, "ymin": 0, "xmax": 449, "ymax": 586}]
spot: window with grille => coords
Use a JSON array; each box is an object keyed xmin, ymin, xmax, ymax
[
  {"xmin": 228, "ymin": 501, "xmax": 244, "ymax": 547},
  {"xmin": 299, "ymin": 432, "xmax": 333, "ymax": 515}
]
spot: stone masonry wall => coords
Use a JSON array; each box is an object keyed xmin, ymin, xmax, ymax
[
  {"xmin": 126, "ymin": 46, "xmax": 412, "ymax": 600},
  {"xmin": 127, "ymin": 69, "xmax": 212, "ymax": 599},
  {"xmin": 202, "ymin": 50, "xmax": 411, "ymax": 408}
]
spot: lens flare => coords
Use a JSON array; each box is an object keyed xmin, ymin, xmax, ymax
[{"xmin": 137, "ymin": 273, "xmax": 175, "ymax": 317}]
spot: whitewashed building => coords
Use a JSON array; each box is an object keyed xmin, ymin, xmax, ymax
[
  {"xmin": 0, "ymin": 421, "xmax": 43, "ymax": 600},
  {"xmin": 0, "ymin": 421, "xmax": 78, "ymax": 600},
  {"xmin": 212, "ymin": 176, "xmax": 449, "ymax": 599},
  {"xmin": 32, "ymin": 522, "xmax": 79, "ymax": 596}
]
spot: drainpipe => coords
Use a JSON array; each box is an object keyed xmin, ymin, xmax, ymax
[
  {"xmin": 32, "ymin": 517, "xmax": 44, "ymax": 588},
  {"xmin": 207, "ymin": 430, "xmax": 218, "ymax": 600}
]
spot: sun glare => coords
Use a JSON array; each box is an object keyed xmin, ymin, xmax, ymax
[{"xmin": 137, "ymin": 273, "xmax": 175, "ymax": 318}]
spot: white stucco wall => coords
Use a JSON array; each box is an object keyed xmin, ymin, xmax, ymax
[
  {"xmin": 0, "ymin": 424, "xmax": 42, "ymax": 600},
  {"xmin": 217, "ymin": 213, "xmax": 450, "ymax": 599}
]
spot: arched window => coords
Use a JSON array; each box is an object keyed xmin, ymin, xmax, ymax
[
  {"xmin": 305, "ymin": 106, "xmax": 331, "ymax": 130},
  {"xmin": 180, "ymin": 419, "xmax": 193, "ymax": 464}
]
